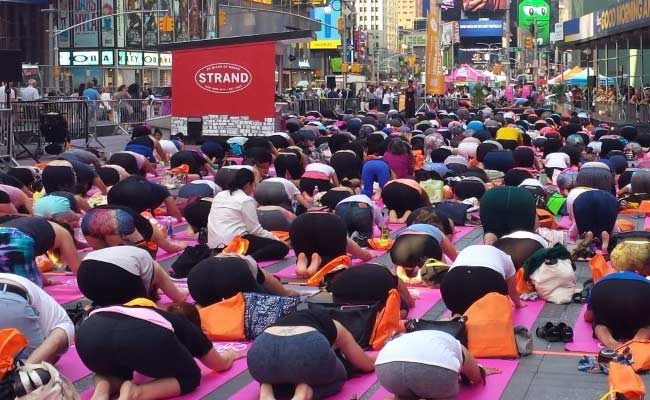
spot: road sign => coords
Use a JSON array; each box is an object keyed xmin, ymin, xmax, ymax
[
  {"xmin": 346, "ymin": 44, "xmax": 354, "ymax": 51},
  {"xmin": 508, "ymin": 47, "xmax": 521, "ymax": 52}
]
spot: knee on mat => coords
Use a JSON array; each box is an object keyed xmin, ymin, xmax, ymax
[{"xmin": 177, "ymin": 364, "xmax": 202, "ymax": 394}]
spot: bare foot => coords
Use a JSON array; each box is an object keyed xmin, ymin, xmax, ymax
[
  {"xmin": 483, "ymin": 232, "xmax": 497, "ymax": 245},
  {"xmin": 601, "ymin": 231, "xmax": 610, "ymax": 253},
  {"xmin": 118, "ymin": 381, "xmax": 140, "ymax": 400},
  {"xmin": 90, "ymin": 380, "xmax": 111, "ymax": 400},
  {"xmin": 296, "ymin": 253, "xmax": 309, "ymax": 278},
  {"xmin": 292, "ymin": 383, "xmax": 314, "ymax": 400},
  {"xmin": 306, "ymin": 253, "xmax": 322, "ymax": 277},
  {"xmin": 260, "ymin": 383, "xmax": 276, "ymax": 400}
]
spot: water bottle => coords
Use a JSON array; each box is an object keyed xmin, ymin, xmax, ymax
[
  {"xmin": 380, "ymin": 208, "xmax": 389, "ymax": 247},
  {"xmin": 312, "ymin": 185, "xmax": 319, "ymax": 198},
  {"xmin": 539, "ymin": 171, "xmax": 548, "ymax": 186},
  {"xmin": 166, "ymin": 217, "xmax": 174, "ymax": 238}
]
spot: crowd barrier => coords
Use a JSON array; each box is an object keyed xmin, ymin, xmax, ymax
[
  {"xmin": 0, "ymin": 108, "xmax": 12, "ymax": 155},
  {"xmin": 594, "ymin": 102, "xmax": 650, "ymax": 123},
  {"xmin": 289, "ymin": 97, "xmax": 459, "ymax": 116}
]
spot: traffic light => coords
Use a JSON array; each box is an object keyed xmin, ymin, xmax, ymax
[
  {"xmin": 159, "ymin": 16, "xmax": 173, "ymax": 32},
  {"xmin": 525, "ymin": 36, "xmax": 533, "ymax": 50},
  {"xmin": 399, "ymin": 56, "xmax": 405, "ymax": 67},
  {"xmin": 218, "ymin": 10, "xmax": 226, "ymax": 26}
]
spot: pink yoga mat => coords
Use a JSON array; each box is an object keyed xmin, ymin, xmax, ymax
[
  {"xmin": 369, "ymin": 358, "xmax": 518, "ymax": 400},
  {"xmin": 258, "ymin": 250, "xmax": 296, "ymax": 268},
  {"xmin": 274, "ymin": 250, "xmax": 384, "ymax": 279},
  {"xmin": 453, "ymin": 226, "xmax": 476, "ymax": 243},
  {"xmin": 408, "ymin": 287, "xmax": 442, "ymax": 319},
  {"xmin": 43, "ymin": 274, "xmax": 83, "ymax": 304},
  {"xmin": 565, "ymin": 305, "xmax": 602, "ymax": 353},
  {"xmin": 645, "ymin": 216, "xmax": 650, "ymax": 230},
  {"xmin": 57, "ymin": 345, "xmax": 91, "ymax": 383},
  {"xmin": 557, "ymin": 215, "xmax": 572, "ymax": 230},
  {"xmin": 80, "ymin": 341, "xmax": 251, "ymax": 400},
  {"xmin": 441, "ymin": 299, "xmax": 545, "ymax": 330}
]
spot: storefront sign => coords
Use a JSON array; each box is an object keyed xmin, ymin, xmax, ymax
[
  {"xmin": 594, "ymin": 0, "xmax": 650, "ymax": 36},
  {"xmin": 458, "ymin": 20, "xmax": 503, "ymax": 38},
  {"xmin": 59, "ymin": 51, "xmax": 71, "ymax": 66},
  {"xmin": 101, "ymin": 50, "xmax": 114, "ymax": 65},
  {"xmin": 118, "ymin": 50, "xmax": 144, "ymax": 66},
  {"xmin": 72, "ymin": 0, "xmax": 99, "ymax": 47},
  {"xmin": 58, "ymin": 0, "xmax": 71, "ymax": 48},
  {"xmin": 173, "ymin": 41, "xmax": 275, "ymax": 119},
  {"xmin": 160, "ymin": 53, "xmax": 172, "ymax": 67},
  {"xmin": 563, "ymin": 13, "xmax": 594, "ymax": 43},
  {"xmin": 309, "ymin": 5, "xmax": 341, "ymax": 50},
  {"xmin": 100, "ymin": 0, "xmax": 115, "ymax": 47},
  {"xmin": 143, "ymin": 52, "xmax": 159, "ymax": 66},
  {"xmin": 71, "ymin": 51, "xmax": 99, "ymax": 65}
]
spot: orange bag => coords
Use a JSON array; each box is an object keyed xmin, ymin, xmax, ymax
[
  {"xmin": 198, "ymin": 293, "xmax": 246, "ymax": 341},
  {"xmin": 536, "ymin": 209, "xmax": 558, "ymax": 229},
  {"xmin": 515, "ymin": 268, "xmax": 535, "ymax": 295},
  {"xmin": 170, "ymin": 164, "xmax": 190, "ymax": 174},
  {"xmin": 271, "ymin": 231, "xmax": 290, "ymax": 242},
  {"xmin": 0, "ymin": 328, "xmax": 28, "ymax": 379},
  {"xmin": 367, "ymin": 237, "xmax": 394, "ymax": 250},
  {"xmin": 464, "ymin": 293, "xmax": 518, "ymax": 358},
  {"xmin": 615, "ymin": 219, "xmax": 634, "ymax": 232},
  {"xmin": 307, "ymin": 255, "xmax": 351, "ymax": 287},
  {"xmin": 369, "ymin": 289, "xmax": 402, "ymax": 350},
  {"xmin": 588, "ymin": 253, "xmax": 613, "ymax": 283},
  {"xmin": 222, "ymin": 236, "xmax": 250, "ymax": 255},
  {"xmin": 607, "ymin": 362, "xmax": 645, "ymax": 400},
  {"xmin": 617, "ymin": 340, "xmax": 650, "ymax": 372},
  {"xmin": 36, "ymin": 254, "xmax": 54, "ymax": 273},
  {"xmin": 412, "ymin": 150, "xmax": 424, "ymax": 171}
]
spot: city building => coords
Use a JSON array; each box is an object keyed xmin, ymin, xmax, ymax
[
  {"xmin": 397, "ymin": 0, "xmax": 422, "ymax": 30},
  {"xmin": 355, "ymin": 0, "xmax": 398, "ymax": 53}
]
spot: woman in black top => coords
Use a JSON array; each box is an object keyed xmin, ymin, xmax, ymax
[
  {"xmin": 247, "ymin": 309, "xmax": 376, "ymax": 400},
  {"xmin": 77, "ymin": 303, "xmax": 242, "ymax": 399},
  {"xmin": 107, "ymin": 175, "xmax": 183, "ymax": 222},
  {"xmin": 169, "ymin": 149, "xmax": 214, "ymax": 180}
]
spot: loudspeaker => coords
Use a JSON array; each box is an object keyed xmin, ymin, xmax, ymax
[
  {"xmin": 587, "ymin": 76, "xmax": 597, "ymax": 87},
  {"xmin": 0, "ymin": 50, "xmax": 22, "ymax": 82},
  {"xmin": 326, "ymin": 75, "xmax": 336, "ymax": 90}
]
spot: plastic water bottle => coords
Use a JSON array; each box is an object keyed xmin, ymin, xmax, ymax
[
  {"xmin": 166, "ymin": 217, "xmax": 174, "ymax": 238},
  {"xmin": 312, "ymin": 185, "xmax": 319, "ymax": 198},
  {"xmin": 380, "ymin": 208, "xmax": 389, "ymax": 247}
]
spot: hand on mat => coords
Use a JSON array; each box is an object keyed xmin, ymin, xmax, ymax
[{"xmin": 43, "ymin": 277, "xmax": 62, "ymax": 287}]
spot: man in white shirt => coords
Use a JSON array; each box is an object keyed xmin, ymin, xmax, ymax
[
  {"xmin": 20, "ymin": 79, "xmax": 40, "ymax": 101},
  {"xmin": 0, "ymin": 83, "xmax": 16, "ymax": 108},
  {"xmin": 0, "ymin": 273, "xmax": 74, "ymax": 364}
]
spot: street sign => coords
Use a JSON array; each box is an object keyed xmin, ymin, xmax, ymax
[
  {"xmin": 347, "ymin": 44, "xmax": 354, "ymax": 50},
  {"xmin": 508, "ymin": 47, "xmax": 521, "ymax": 52}
]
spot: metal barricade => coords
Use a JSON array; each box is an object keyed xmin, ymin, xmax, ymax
[
  {"xmin": 319, "ymin": 98, "xmax": 345, "ymax": 117},
  {"xmin": 116, "ymin": 98, "xmax": 173, "ymax": 133},
  {"xmin": 0, "ymin": 108, "xmax": 17, "ymax": 170}
]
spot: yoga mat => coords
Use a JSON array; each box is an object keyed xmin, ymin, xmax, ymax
[
  {"xmin": 57, "ymin": 345, "xmax": 92, "ymax": 383},
  {"xmin": 368, "ymin": 359, "xmax": 519, "ymax": 400},
  {"xmin": 157, "ymin": 281, "xmax": 192, "ymax": 306},
  {"xmin": 565, "ymin": 304, "xmax": 602, "ymax": 353},
  {"xmin": 43, "ymin": 274, "xmax": 84, "ymax": 305},
  {"xmin": 79, "ymin": 341, "xmax": 251, "ymax": 400},
  {"xmin": 645, "ymin": 216, "xmax": 650, "ymax": 230},
  {"xmin": 408, "ymin": 287, "xmax": 442, "ymax": 319},
  {"xmin": 453, "ymin": 225, "xmax": 477, "ymax": 243},
  {"xmin": 557, "ymin": 215, "xmax": 572, "ymax": 230},
  {"xmin": 258, "ymin": 250, "xmax": 296, "ymax": 268}
]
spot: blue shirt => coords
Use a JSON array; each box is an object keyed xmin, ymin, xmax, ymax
[
  {"xmin": 402, "ymin": 223, "xmax": 444, "ymax": 244},
  {"xmin": 82, "ymin": 88, "xmax": 100, "ymax": 101}
]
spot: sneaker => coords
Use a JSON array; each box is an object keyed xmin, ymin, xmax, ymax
[{"xmin": 350, "ymin": 231, "xmax": 368, "ymax": 248}]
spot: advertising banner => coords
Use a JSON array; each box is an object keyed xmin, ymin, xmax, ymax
[
  {"xmin": 309, "ymin": 6, "xmax": 341, "ymax": 50},
  {"xmin": 188, "ymin": 0, "xmax": 204, "ymax": 40},
  {"xmin": 172, "ymin": 41, "xmax": 275, "ymax": 119},
  {"xmin": 116, "ymin": 0, "xmax": 125, "ymax": 46},
  {"xmin": 518, "ymin": 0, "xmax": 550, "ymax": 45},
  {"xmin": 101, "ymin": 0, "xmax": 114, "ymax": 47},
  {"xmin": 126, "ymin": 0, "xmax": 143, "ymax": 47},
  {"xmin": 58, "ymin": 0, "xmax": 71, "ymax": 48},
  {"xmin": 174, "ymin": 0, "xmax": 190, "ymax": 42},
  {"xmin": 143, "ymin": 0, "xmax": 158, "ymax": 47},
  {"xmin": 425, "ymin": 7, "xmax": 444, "ymax": 94},
  {"xmin": 459, "ymin": 19, "xmax": 503, "ymax": 37},
  {"xmin": 594, "ymin": 0, "xmax": 650, "ymax": 37},
  {"xmin": 73, "ymin": 0, "xmax": 99, "ymax": 47},
  {"xmin": 158, "ymin": 0, "xmax": 174, "ymax": 43}
]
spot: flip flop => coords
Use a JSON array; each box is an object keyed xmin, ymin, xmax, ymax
[{"xmin": 536, "ymin": 322, "xmax": 561, "ymax": 342}]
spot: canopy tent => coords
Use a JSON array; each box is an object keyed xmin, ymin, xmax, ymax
[
  {"xmin": 565, "ymin": 68, "xmax": 615, "ymax": 86},
  {"xmin": 445, "ymin": 64, "xmax": 489, "ymax": 83},
  {"xmin": 548, "ymin": 66, "xmax": 583, "ymax": 85}
]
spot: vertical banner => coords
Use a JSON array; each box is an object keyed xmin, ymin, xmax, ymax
[
  {"xmin": 188, "ymin": 0, "xmax": 204, "ymax": 40},
  {"xmin": 205, "ymin": 0, "xmax": 217, "ymax": 39},
  {"xmin": 73, "ymin": 0, "xmax": 99, "ymax": 47},
  {"xmin": 101, "ymin": 0, "xmax": 115, "ymax": 47},
  {"xmin": 58, "ymin": 0, "xmax": 71, "ymax": 48},
  {"xmin": 143, "ymin": 0, "xmax": 158, "ymax": 47},
  {"xmin": 174, "ymin": 0, "xmax": 189, "ymax": 42},
  {"xmin": 158, "ymin": 0, "xmax": 174, "ymax": 43},
  {"xmin": 425, "ymin": 6, "xmax": 444, "ymax": 94},
  {"xmin": 126, "ymin": 0, "xmax": 143, "ymax": 48},
  {"xmin": 116, "ymin": 0, "xmax": 126, "ymax": 47}
]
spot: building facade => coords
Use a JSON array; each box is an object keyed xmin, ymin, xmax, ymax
[{"xmin": 355, "ymin": 0, "xmax": 398, "ymax": 53}]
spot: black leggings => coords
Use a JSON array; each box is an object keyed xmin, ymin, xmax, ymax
[
  {"xmin": 390, "ymin": 233, "xmax": 442, "ymax": 268},
  {"xmin": 331, "ymin": 152, "xmax": 361, "ymax": 181},
  {"xmin": 290, "ymin": 213, "xmax": 348, "ymax": 267},
  {"xmin": 492, "ymin": 238, "xmax": 544, "ymax": 268},
  {"xmin": 187, "ymin": 256, "xmax": 267, "ymax": 307},
  {"xmin": 275, "ymin": 153, "xmax": 304, "ymax": 180},
  {"xmin": 42, "ymin": 166, "xmax": 76, "ymax": 194},
  {"xmin": 299, "ymin": 178, "xmax": 332, "ymax": 196},
  {"xmin": 76, "ymin": 313, "xmax": 201, "ymax": 394},
  {"xmin": 479, "ymin": 187, "xmax": 536, "ymax": 238},
  {"xmin": 381, "ymin": 182, "xmax": 424, "ymax": 218},
  {"xmin": 441, "ymin": 266, "xmax": 507, "ymax": 315},
  {"xmin": 243, "ymin": 233, "xmax": 290, "ymax": 262},
  {"xmin": 590, "ymin": 279, "xmax": 650, "ymax": 342},
  {"xmin": 335, "ymin": 202, "xmax": 373, "ymax": 236},
  {"xmin": 255, "ymin": 181, "xmax": 292, "ymax": 210},
  {"xmin": 109, "ymin": 153, "xmax": 142, "ymax": 175},
  {"xmin": 257, "ymin": 209, "xmax": 292, "ymax": 232},
  {"xmin": 77, "ymin": 261, "xmax": 148, "ymax": 307}
]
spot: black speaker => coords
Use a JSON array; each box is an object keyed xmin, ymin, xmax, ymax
[
  {"xmin": 0, "ymin": 50, "xmax": 22, "ymax": 82},
  {"xmin": 587, "ymin": 76, "xmax": 597, "ymax": 87},
  {"xmin": 326, "ymin": 75, "xmax": 336, "ymax": 90}
]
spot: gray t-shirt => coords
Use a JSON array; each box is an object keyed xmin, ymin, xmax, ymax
[{"xmin": 83, "ymin": 246, "xmax": 154, "ymax": 289}]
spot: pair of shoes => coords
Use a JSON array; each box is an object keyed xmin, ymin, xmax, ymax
[
  {"xmin": 536, "ymin": 322, "xmax": 573, "ymax": 342},
  {"xmin": 350, "ymin": 231, "xmax": 369, "ymax": 248}
]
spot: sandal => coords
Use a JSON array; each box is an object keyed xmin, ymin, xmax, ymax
[
  {"xmin": 557, "ymin": 322, "xmax": 574, "ymax": 343},
  {"xmin": 536, "ymin": 322, "xmax": 561, "ymax": 342}
]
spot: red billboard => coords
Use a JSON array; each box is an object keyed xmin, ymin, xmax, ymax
[{"xmin": 172, "ymin": 41, "xmax": 276, "ymax": 120}]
